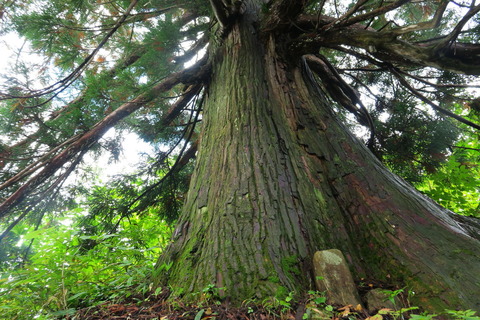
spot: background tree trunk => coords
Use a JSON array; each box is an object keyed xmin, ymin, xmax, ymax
[{"xmin": 155, "ymin": 4, "xmax": 480, "ymax": 311}]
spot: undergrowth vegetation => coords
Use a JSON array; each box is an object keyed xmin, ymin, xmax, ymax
[
  {"xmin": 2, "ymin": 214, "xmax": 480, "ymax": 320},
  {"xmin": 0, "ymin": 208, "xmax": 172, "ymax": 319}
]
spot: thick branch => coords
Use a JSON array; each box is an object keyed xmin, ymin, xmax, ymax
[
  {"xmin": 338, "ymin": 0, "xmax": 370, "ymax": 22},
  {"xmin": 392, "ymin": 0, "xmax": 448, "ymax": 35},
  {"xmin": 162, "ymin": 85, "xmax": 203, "ymax": 126},
  {"xmin": 0, "ymin": 47, "xmax": 151, "ymax": 190},
  {"xmin": 434, "ymin": 3, "xmax": 480, "ymax": 51},
  {"xmin": 398, "ymin": 68, "xmax": 480, "ymax": 89},
  {"xmin": 0, "ymin": 58, "xmax": 210, "ymax": 218},
  {"xmin": 173, "ymin": 34, "xmax": 209, "ymax": 66},
  {"xmin": 0, "ymin": 10, "xmax": 201, "ymax": 191},
  {"xmin": 0, "ymin": 133, "xmax": 83, "ymax": 192},
  {"xmin": 295, "ymin": 15, "xmax": 480, "ymax": 75}
]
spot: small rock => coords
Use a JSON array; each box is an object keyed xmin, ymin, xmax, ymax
[{"xmin": 313, "ymin": 249, "xmax": 364, "ymax": 308}]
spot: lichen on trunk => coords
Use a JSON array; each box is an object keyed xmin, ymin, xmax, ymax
[{"xmin": 154, "ymin": 1, "xmax": 480, "ymax": 311}]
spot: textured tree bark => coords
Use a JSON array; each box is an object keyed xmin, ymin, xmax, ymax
[{"xmin": 154, "ymin": 1, "xmax": 480, "ymax": 311}]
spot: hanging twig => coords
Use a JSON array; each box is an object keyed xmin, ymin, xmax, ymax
[
  {"xmin": 390, "ymin": 68, "xmax": 480, "ymax": 130},
  {"xmin": 1, "ymin": 0, "xmax": 142, "ymax": 102},
  {"xmin": 303, "ymin": 54, "xmax": 376, "ymax": 148}
]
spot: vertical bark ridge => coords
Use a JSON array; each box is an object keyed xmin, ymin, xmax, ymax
[{"xmin": 156, "ymin": 14, "xmax": 315, "ymax": 299}]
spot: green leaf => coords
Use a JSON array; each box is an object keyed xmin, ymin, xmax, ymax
[
  {"xmin": 314, "ymin": 296, "xmax": 326, "ymax": 304},
  {"xmin": 194, "ymin": 309, "xmax": 205, "ymax": 320},
  {"xmin": 410, "ymin": 314, "xmax": 437, "ymax": 320},
  {"xmin": 68, "ymin": 291, "xmax": 87, "ymax": 301}
]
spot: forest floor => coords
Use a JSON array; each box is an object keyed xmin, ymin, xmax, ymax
[
  {"xmin": 71, "ymin": 298, "xmax": 372, "ymax": 320},
  {"xmin": 73, "ymin": 301, "xmax": 305, "ymax": 319},
  {"xmin": 70, "ymin": 287, "xmax": 402, "ymax": 320}
]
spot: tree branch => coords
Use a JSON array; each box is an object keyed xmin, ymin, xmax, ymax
[
  {"xmin": 0, "ymin": 147, "xmax": 85, "ymax": 243},
  {"xmin": 296, "ymin": 18, "xmax": 480, "ymax": 75},
  {"xmin": 209, "ymin": 0, "xmax": 230, "ymax": 29},
  {"xmin": 391, "ymin": 0, "xmax": 448, "ymax": 35},
  {"xmin": 1, "ymin": 0, "xmax": 141, "ymax": 102},
  {"xmin": 173, "ymin": 34, "xmax": 209, "ymax": 66},
  {"xmin": 0, "ymin": 57, "xmax": 211, "ymax": 218},
  {"xmin": 321, "ymin": 0, "xmax": 411, "ymax": 30},
  {"xmin": 0, "ymin": 133, "xmax": 83, "ymax": 192},
  {"xmin": 397, "ymin": 68, "xmax": 480, "ymax": 89},
  {"xmin": 340, "ymin": 0, "xmax": 370, "ymax": 22},
  {"xmin": 162, "ymin": 85, "xmax": 203, "ymax": 126},
  {"xmin": 125, "ymin": 94, "xmax": 203, "ymax": 215},
  {"xmin": 390, "ymin": 68, "xmax": 480, "ymax": 130},
  {"xmin": 303, "ymin": 54, "xmax": 375, "ymax": 147},
  {"xmin": 434, "ymin": 2, "xmax": 480, "ymax": 51},
  {"xmin": 451, "ymin": 145, "xmax": 480, "ymax": 152}
]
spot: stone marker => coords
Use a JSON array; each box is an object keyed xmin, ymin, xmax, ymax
[{"xmin": 313, "ymin": 249, "xmax": 363, "ymax": 308}]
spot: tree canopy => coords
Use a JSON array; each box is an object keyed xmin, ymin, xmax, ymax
[{"xmin": 1, "ymin": 0, "xmax": 480, "ymax": 318}]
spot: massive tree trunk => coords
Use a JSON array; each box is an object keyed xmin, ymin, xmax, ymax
[{"xmin": 155, "ymin": 2, "xmax": 480, "ymax": 311}]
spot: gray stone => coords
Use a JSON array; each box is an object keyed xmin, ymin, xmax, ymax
[
  {"xmin": 313, "ymin": 249, "xmax": 363, "ymax": 308},
  {"xmin": 365, "ymin": 288, "xmax": 402, "ymax": 313}
]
